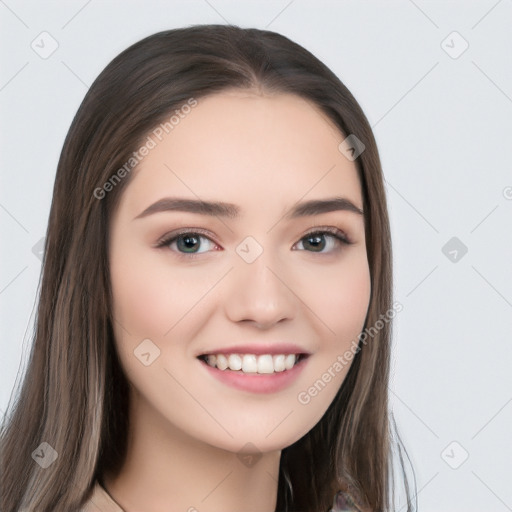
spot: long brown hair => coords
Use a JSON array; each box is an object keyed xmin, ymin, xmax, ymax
[{"xmin": 0, "ymin": 24, "xmax": 416, "ymax": 511}]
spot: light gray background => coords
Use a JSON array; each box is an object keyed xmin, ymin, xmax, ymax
[{"xmin": 1, "ymin": 1, "xmax": 511, "ymax": 510}]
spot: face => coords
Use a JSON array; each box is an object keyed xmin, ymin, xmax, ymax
[{"xmin": 108, "ymin": 90, "xmax": 371, "ymax": 455}]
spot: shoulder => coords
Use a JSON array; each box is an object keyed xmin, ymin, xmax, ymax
[{"xmin": 79, "ymin": 481, "xmax": 125, "ymax": 512}]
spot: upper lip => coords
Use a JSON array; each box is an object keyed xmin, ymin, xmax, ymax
[{"xmin": 197, "ymin": 343, "xmax": 311, "ymax": 357}]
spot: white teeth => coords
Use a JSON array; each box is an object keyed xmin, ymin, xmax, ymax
[
  {"xmin": 273, "ymin": 354, "xmax": 285, "ymax": 372},
  {"xmin": 242, "ymin": 354, "xmax": 258, "ymax": 373},
  {"xmin": 284, "ymin": 354, "xmax": 296, "ymax": 370},
  {"xmin": 257, "ymin": 354, "xmax": 274, "ymax": 374},
  {"xmin": 216, "ymin": 354, "xmax": 228, "ymax": 371},
  {"xmin": 228, "ymin": 354, "xmax": 242, "ymax": 371},
  {"xmin": 203, "ymin": 353, "xmax": 301, "ymax": 373}
]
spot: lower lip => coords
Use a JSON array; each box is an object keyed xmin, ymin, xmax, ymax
[{"xmin": 199, "ymin": 356, "xmax": 309, "ymax": 394}]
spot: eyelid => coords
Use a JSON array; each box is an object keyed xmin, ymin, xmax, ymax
[
  {"xmin": 302, "ymin": 225, "xmax": 352, "ymax": 244},
  {"xmin": 154, "ymin": 227, "xmax": 218, "ymax": 248}
]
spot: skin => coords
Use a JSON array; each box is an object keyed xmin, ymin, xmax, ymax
[{"xmin": 104, "ymin": 90, "xmax": 371, "ymax": 512}]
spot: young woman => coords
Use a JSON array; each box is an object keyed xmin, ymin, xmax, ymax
[{"xmin": 0, "ymin": 24, "xmax": 415, "ymax": 512}]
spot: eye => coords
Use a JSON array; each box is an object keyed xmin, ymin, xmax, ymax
[
  {"xmin": 293, "ymin": 227, "xmax": 352, "ymax": 254},
  {"xmin": 156, "ymin": 230, "xmax": 218, "ymax": 256},
  {"xmin": 155, "ymin": 226, "xmax": 353, "ymax": 258}
]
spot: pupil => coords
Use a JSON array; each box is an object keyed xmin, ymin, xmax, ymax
[
  {"xmin": 306, "ymin": 234, "xmax": 325, "ymax": 252},
  {"xmin": 178, "ymin": 234, "xmax": 200, "ymax": 253}
]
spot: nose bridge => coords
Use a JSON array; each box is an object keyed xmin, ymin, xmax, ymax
[{"xmin": 224, "ymin": 241, "xmax": 295, "ymax": 327}]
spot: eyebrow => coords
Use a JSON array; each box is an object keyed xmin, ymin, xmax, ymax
[{"xmin": 133, "ymin": 196, "xmax": 364, "ymax": 220}]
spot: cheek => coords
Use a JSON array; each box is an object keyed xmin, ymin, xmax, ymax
[
  {"xmin": 302, "ymin": 252, "xmax": 371, "ymax": 342},
  {"xmin": 110, "ymin": 246, "xmax": 203, "ymax": 337},
  {"xmin": 110, "ymin": 265, "xmax": 168, "ymax": 336},
  {"xmin": 288, "ymin": 256, "xmax": 370, "ymax": 435},
  {"xmin": 328, "ymin": 266, "xmax": 371, "ymax": 336}
]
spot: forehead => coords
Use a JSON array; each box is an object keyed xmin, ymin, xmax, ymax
[{"xmin": 118, "ymin": 90, "xmax": 363, "ymax": 218}]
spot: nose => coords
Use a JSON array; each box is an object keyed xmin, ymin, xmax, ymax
[{"xmin": 223, "ymin": 252, "xmax": 296, "ymax": 329}]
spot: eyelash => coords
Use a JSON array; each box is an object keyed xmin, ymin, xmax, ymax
[{"xmin": 155, "ymin": 226, "xmax": 353, "ymax": 259}]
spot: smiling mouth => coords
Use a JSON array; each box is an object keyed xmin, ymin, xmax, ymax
[{"xmin": 197, "ymin": 353, "xmax": 309, "ymax": 374}]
